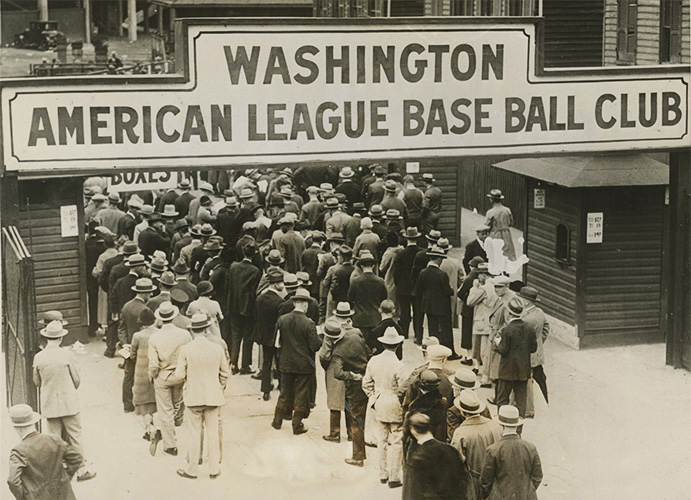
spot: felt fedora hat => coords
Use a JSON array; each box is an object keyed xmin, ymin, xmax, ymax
[
  {"xmin": 519, "ymin": 286, "xmax": 539, "ymax": 302},
  {"xmin": 238, "ymin": 188, "xmax": 255, "ymax": 199},
  {"xmin": 402, "ymin": 227, "xmax": 421, "ymax": 239},
  {"xmin": 324, "ymin": 197, "xmax": 339, "ymax": 209},
  {"xmin": 199, "ymin": 224, "xmax": 217, "ymax": 237},
  {"xmin": 158, "ymin": 271, "xmax": 176, "ymax": 287},
  {"xmin": 368, "ymin": 205, "xmax": 384, "ymax": 217},
  {"xmin": 108, "ymin": 191, "xmax": 121, "ymax": 203},
  {"xmin": 121, "ymin": 241, "xmax": 139, "ymax": 255},
  {"xmin": 131, "ymin": 277, "xmax": 157, "ymax": 293},
  {"xmin": 148, "ymin": 256, "xmax": 169, "ymax": 273},
  {"xmin": 265, "ymin": 249, "xmax": 285, "ymax": 265},
  {"xmin": 319, "ymin": 182, "xmax": 334, "ymax": 192},
  {"xmin": 468, "ymin": 256, "xmax": 485, "ymax": 268},
  {"xmin": 333, "ymin": 302, "xmax": 354, "ymax": 317},
  {"xmin": 337, "ymin": 245, "xmax": 353, "ymax": 257},
  {"xmin": 383, "ymin": 209, "xmax": 403, "ymax": 220},
  {"xmin": 9, "ymin": 404, "xmax": 41, "ymax": 427},
  {"xmin": 497, "ymin": 405, "xmax": 524, "ymax": 427},
  {"xmin": 507, "ymin": 297, "xmax": 524, "ymax": 316},
  {"xmin": 161, "ymin": 204, "xmax": 179, "ymax": 217},
  {"xmin": 196, "ymin": 280, "xmax": 214, "ymax": 296},
  {"xmin": 292, "ymin": 288, "xmax": 311, "ymax": 302},
  {"xmin": 40, "ymin": 320, "xmax": 69, "ymax": 339},
  {"xmin": 454, "ymin": 389, "xmax": 486, "ymax": 415},
  {"xmin": 267, "ymin": 269, "xmax": 284, "ymax": 283},
  {"xmin": 426, "ymin": 229, "xmax": 442, "ymax": 242},
  {"xmin": 172, "ymin": 259, "xmax": 190, "ymax": 274},
  {"xmin": 487, "ymin": 188, "xmax": 505, "ymax": 200},
  {"xmin": 178, "ymin": 178, "xmax": 192, "ymax": 189},
  {"xmin": 426, "ymin": 245, "xmax": 448, "ymax": 259},
  {"xmin": 139, "ymin": 204, "xmax": 154, "ymax": 216},
  {"xmin": 356, "ymin": 250, "xmax": 376, "ymax": 265},
  {"xmin": 174, "ymin": 219, "xmax": 189, "ymax": 230},
  {"xmin": 225, "ymin": 196, "xmax": 239, "ymax": 208},
  {"xmin": 383, "ymin": 180, "xmax": 397, "ymax": 192},
  {"xmin": 296, "ymin": 271, "xmax": 312, "ymax": 287},
  {"xmin": 451, "ymin": 368, "xmax": 479, "ymax": 389},
  {"xmin": 437, "ymin": 237, "xmax": 452, "ymax": 251},
  {"xmin": 323, "ymin": 318, "xmax": 345, "ymax": 339},
  {"xmin": 38, "ymin": 310, "xmax": 68, "ymax": 326},
  {"xmin": 378, "ymin": 326, "xmax": 405, "ymax": 345},
  {"xmin": 154, "ymin": 301, "xmax": 179, "ymax": 321},
  {"xmin": 125, "ymin": 254, "xmax": 147, "ymax": 267},
  {"xmin": 339, "ymin": 166, "xmax": 355, "ymax": 178},
  {"xmin": 284, "ymin": 273, "xmax": 299, "ymax": 289}
]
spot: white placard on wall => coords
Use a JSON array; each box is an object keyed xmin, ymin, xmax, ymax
[
  {"xmin": 60, "ymin": 205, "xmax": 79, "ymax": 237},
  {"xmin": 406, "ymin": 162, "xmax": 420, "ymax": 174},
  {"xmin": 586, "ymin": 212, "xmax": 604, "ymax": 243},
  {"xmin": 534, "ymin": 188, "xmax": 545, "ymax": 209}
]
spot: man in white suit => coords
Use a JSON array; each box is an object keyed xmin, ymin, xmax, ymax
[{"xmin": 175, "ymin": 313, "xmax": 230, "ymax": 479}]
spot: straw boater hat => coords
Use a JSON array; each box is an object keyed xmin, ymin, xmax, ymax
[
  {"xmin": 296, "ymin": 271, "xmax": 312, "ymax": 287},
  {"xmin": 188, "ymin": 312, "xmax": 211, "ymax": 331},
  {"xmin": 131, "ymin": 277, "xmax": 157, "ymax": 293},
  {"xmin": 324, "ymin": 197, "xmax": 339, "ymax": 209},
  {"xmin": 437, "ymin": 238, "xmax": 452, "ymax": 252},
  {"xmin": 402, "ymin": 227, "xmax": 421, "ymax": 240},
  {"xmin": 426, "ymin": 229, "xmax": 442, "ymax": 242},
  {"xmin": 323, "ymin": 318, "xmax": 345, "ymax": 340},
  {"xmin": 368, "ymin": 205, "xmax": 384, "ymax": 218},
  {"xmin": 292, "ymin": 288, "xmax": 311, "ymax": 302},
  {"xmin": 383, "ymin": 209, "xmax": 403, "ymax": 221},
  {"xmin": 426, "ymin": 245, "xmax": 448, "ymax": 259},
  {"xmin": 451, "ymin": 368, "xmax": 479, "ymax": 389},
  {"xmin": 178, "ymin": 178, "xmax": 191, "ymax": 190},
  {"xmin": 497, "ymin": 405, "xmax": 524, "ymax": 427},
  {"xmin": 339, "ymin": 166, "xmax": 355, "ymax": 178},
  {"xmin": 40, "ymin": 320, "xmax": 69, "ymax": 339},
  {"xmin": 238, "ymin": 188, "xmax": 255, "ymax": 200},
  {"xmin": 161, "ymin": 204, "xmax": 179, "ymax": 218},
  {"xmin": 378, "ymin": 326, "xmax": 404, "ymax": 345},
  {"xmin": 38, "ymin": 310, "xmax": 68, "ymax": 326},
  {"xmin": 148, "ymin": 256, "xmax": 169, "ymax": 274},
  {"xmin": 121, "ymin": 241, "xmax": 139, "ymax": 256},
  {"xmin": 487, "ymin": 188, "xmax": 505, "ymax": 200},
  {"xmin": 9, "ymin": 404, "xmax": 41, "ymax": 427},
  {"xmin": 225, "ymin": 196, "xmax": 239, "ymax": 208},
  {"xmin": 155, "ymin": 301, "xmax": 179, "ymax": 321},
  {"xmin": 333, "ymin": 302, "xmax": 354, "ymax": 317},
  {"xmin": 319, "ymin": 183, "xmax": 334, "ymax": 192},
  {"xmin": 284, "ymin": 273, "xmax": 299, "ymax": 290},
  {"xmin": 125, "ymin": 254, "xmax": 146, "ymax": 268},
  {"xmin": 454, "ymin": 389, "xmax": 486, "ymax": 416},
  {"xmin": 199, "ymin": 224, "xmax": 216, "ymax": 237}
]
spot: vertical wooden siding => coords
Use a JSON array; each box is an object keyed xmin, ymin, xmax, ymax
[
  {"xmin": 524, "ymin": 181, "xmax": 579, "ymax": 325},
  {"xmin": 583, "ymin": 186, "xmax": 665, "ymax": 339},
  {"xmin": 542, "ymin": 0, "xmax": 604, "ymax": 67}
]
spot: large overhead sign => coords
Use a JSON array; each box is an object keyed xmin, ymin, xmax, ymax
[{"xmin": 1, "ymin": 19, "xmax": 688, "ymax": 173}]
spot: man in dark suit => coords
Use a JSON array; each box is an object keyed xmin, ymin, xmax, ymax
[
  {"xmin": 225, "ymin": 243, "xmax": 262, "ymax": 374},
  {"xmin": 332, "ymin": 318, "xmax": 372, "ymax": 467},
  {"xmin": 118, "ymin": 278, "xmax": 155, "ymax": 413},
  {"xmin": 480, "ymin": 405, "xmax": 543, "ymax": 500},
  {"xmin": 393, "ymin": 227, "xmax": 422, "ymax": 340},
  {"xmin": 101, "ymin": 240, "xmax": 138, "ymax": 357},
  {"xmin": 402, "ymin": 412, "xmax": 469, "ymax": 500},
  {"xmin": 413, "ymin": 246, "xmax": 457, "ymax": 356},
  {"xmin": 85, "ymin": 222, "xmax": 106, "ymax": 337},
  {"xmin": 329, "ymin": 245, "xmax": 355, "ymax": 305},
  {"xmin": 271, "ymin": 290, "xmax": 322, "ymax": 434},
  {"xmin": 347, "ymin": 251, "xmax": 388, "ymax": 350},
  {"xmin": 463, "ymin": 225, "xmax": 489, "ymax": 274},
  {"xmin": 301, "ymin": 231, "xmax": 326, "ymax": 299},
  {"xmin": 139, "ymin": 214, "xmax": 171, "ymax": 259},
  {"xmin": 117, "ymin": 199, "xmax": 140, "ymax": 240},
  {"xmin": 7, "ymin": 404, "xmax": 83, "ymax": 500},
  {"xmin": 494, "ymin": 299, "xmax": 538, "ymax": 418},
  {"xmin": 173, "ymin": 179, "xmax": 194, "ymax": 218},
  {"xmin": 216, "ymin": 196, "xmax": 240, "ymax": 247},
  {"xmin": 157, "ymin": 187, "xmax": 179, "ymax": 213},
  {"xmin": 277, "ymin": 274, "xmax": 319, "ymax": 323},
  {"xmin": 458, "ymin": 256, "xmax": 485, "ymax": 365},
  {"xmin": 254, "ymin": 270, "xmax": 286, "ymax": 401},
  {"xmin": 111, "ymin": 254, "xmax": 147, "ymax": 320}
]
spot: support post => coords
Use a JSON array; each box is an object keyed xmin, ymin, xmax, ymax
[
  {"xmin": 38, "ymin": 0, "xmax": 49, "ymax": 21},
  {"xmin": 84, "ymin": 0, "xmax": 91, "ymax": 44},
  {"xmin": 118, "ymin": 0, "xmax": 124, "ymax": 36},
  {"xmin": 128, "ymin": 0, "xmax": 137, "ymax": 42},
  {"xmin": 158, "ymin": 5, "xmax": 164, "ymax": 33}
]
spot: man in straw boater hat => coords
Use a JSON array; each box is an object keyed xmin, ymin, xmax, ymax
[
  {"xmin": 253, "ymin": 269, "xmax": 286, "ymax": 401},
  {"xmin": 413, "ymin": 245, "xmax": 459, "ymax": 358},
  {"xmin": 331, "ymin": 302, "xmax": 373, "ymax": 467},
  {"xmin": 485, "ymin": 188, "xmax": 516, "ymax": 261},
  {"xmin": 32, "ymin": 320, "xmax": 97, "ymax": 482},
  {"xmin": 271, "ymin": 289, "xmax": 322, "ymax": 435},
  {"xmin": 148, "ymin": 301, "xmax": 192, "ymax": 457},
  {"xmin": 362, "ymin": 326, "xmax": 407, "ymax": 488},
  {"xmin": 174, "ymin": 313, "xmax": 230, "ymax": 480},
  {"xmin": 7, "ymin": 404, "xmax": 84, "ymax": 500},
  {"xmin": 119, "ymin": 277, "xmax": 156, "ymax": 413},
  {"xmin": 479, "ymin": 405, "xmax": 543, "ymax": 500},
  {"xmin": 348, "ymin": 250, "xmax": 388, "ymax": 350},
  {"xmin": 446, "ymin": 368, "xmax": 492, "ymax": 442},
  {"xmin": 450, "ymin": 390, "xmax": 502, "ymax": 499},
  {"xmin": 401, "ymin": 412, "xmax": 469, "ymax": 500},
  {"xmin": 493, "ymin": 298, "xmax": 537, "ymax": 418}
]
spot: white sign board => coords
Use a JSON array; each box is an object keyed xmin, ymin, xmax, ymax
[
  {"xmin": 587, "ymin": 212, "xmax": 604, "ymax": 243},
  {"xmin": 1, "ymin": 20, "xmax": 688, "ymax": 173},
  {"xmin": 534, "ymin": 188, "xmax": 545, "ymax": 209},
  {"xmin": 108, "ymin": 171, "xmax": 178, "ymax": 192},
  {"xmin": 60, "ymin": 205, "xmax": 79, "ymax": 237},
  {"xmin": 406, "ymin": 162, "xmax": 420, "ymax": 173}
]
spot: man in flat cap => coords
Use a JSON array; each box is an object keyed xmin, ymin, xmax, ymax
[
  {"xmin": 463, "ymin": 225, "xmax": 490, "ymax": 274},
  {"xmin": 519, "ymin": 286, "xmax": 550, "ymax": 418}
]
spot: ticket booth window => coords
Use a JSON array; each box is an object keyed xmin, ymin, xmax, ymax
[{"xmin": 555, "ymin": 223, "xmax": 570, "ymax": 263}]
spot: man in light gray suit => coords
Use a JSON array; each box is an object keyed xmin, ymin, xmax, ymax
[
  {"xmin": 32, "ymin": 320, "xmax": 96, "ymax": 482},
  {"xmin": 175, "ymin": 313, "xmax": 230, "ymax": 479}
]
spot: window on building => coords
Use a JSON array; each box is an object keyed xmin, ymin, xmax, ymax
[
  {"xmin": 617, "ymin": 0, "xmax": 637, "ymax": 64},
  {"xmin": 478, "ymin": 0, "xmax": 494, "ymax": 15},
  {"xmin": 660, "ymin": 0, "xmax": 682, "ymax": 63},
  {"xmin": 507, "ymin": 0, "xmax": 523, "ymax": 16},
  {"xmin": 555, "ymin": 223, "xmax": 570, "ymax": 263},
  {"xmin": 451, "ymin": 0, "xmax": 473, "ymax": 15}
]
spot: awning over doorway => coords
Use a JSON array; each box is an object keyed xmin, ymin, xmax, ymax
[{"xmin": 493, "ymin": 154, "xmax": 669, "ymax": 187}]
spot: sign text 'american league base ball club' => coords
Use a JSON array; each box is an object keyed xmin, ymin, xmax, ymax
[{"xmin": 1, "ymin": 19, "xmax": 688, "ymax": 172}]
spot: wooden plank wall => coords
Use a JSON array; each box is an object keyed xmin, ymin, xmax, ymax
[
  {"xmin": 542, "ymin": 0, "xmax": 603, "ymax": 67},
  {"xmin": 18, "ymin": 178, "xmax": 86, "ymax": 344},
  {"xmin": 583, "ymin": 186, "xmax": 665, "ymax": 340},
  {"xmin": 524, "ymin": 181, "xmax": 579, "ymax": 325}
]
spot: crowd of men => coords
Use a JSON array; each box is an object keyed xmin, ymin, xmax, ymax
[{"xmin": 9, "ymin": 163, "xmax": 548, "ymax": 500}]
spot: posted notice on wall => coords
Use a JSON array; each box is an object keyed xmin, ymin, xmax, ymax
[
  {"xmin": 587, "ymin": 212, "xmax": 604, "ymax": 243},
  {"xmin": 60, "ymin": 205, "xmax": 79, "ymax": 237},
  {"xmin": 534, "ymin": 188, "xmax": 545, "ymax": 209}
]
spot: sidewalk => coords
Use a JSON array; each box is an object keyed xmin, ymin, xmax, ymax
[{"xmin": 1, "ymin": 331, "xmax": 689, "ymax": 500}]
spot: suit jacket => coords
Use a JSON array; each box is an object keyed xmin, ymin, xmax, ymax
[
  {"xmin": 301, "ymin": 245, "xmax": 325, "ymax": 297},
  {"xmin": 100, "ymin": 253, "xmax": 124, "ymax": 293},
  {"xmin": 32, "ymin": 345, "xmax": 80, "ymax": 418},
  {"xmin": 480, "ymin": 434, "xmax": 543, "ymax": 500},
  {"xmin": 138, "ymin": 227, "xmax": 170, "ymax": 259},
  {"xmin": 342, "ymin": 217, "xmax": 361, "ymax": 249},
  {"xmin": 148, "ymin": 323, "xmax": 192, "ymax": 382},
  {"xmin": 446, "ymin": 403, "xmax": 493, "ymax": 443},
  {"xmin": 463, "ymin": 239, "xmax": 487, "ymax": 274},
  {"xmin": 157, "ymin": 189, "xmax": 179, "ymax": 212},
  {"xmin": 402, "ymin": 438, "xmax": 469, "ymax": 500},
  {"xmin": 362, "ymin": 350, "xmax": 406, "ymax": 423},
  {"xmin": 300, "ymin": 200, "xmax": 323, "ymax": 226},
  {"xmin": 174, "ymin": 192, "xmax": 195, "ymax": 218},
  {"xmin": 393, "ymin": 244, "xmax": 420, "ymax": 295},
  {"xmin": 275, "ymin": 310, "xmax": 321, "ymax": 374},
  {"xmin": 226, "ymin": 260, "xmax": 261, "ymax": 316},
  {"xmin": 7, "ymin": 432, "xmax": 81, "ymax": 500},
  {"xmin": 348, "ymin": 272, "xmax": 388, "ymax": 328},
  {"xmin": 117, "ymin": 212, "xmax": 137, "ymax": 240},
  {"xmin": 495, "ymin": 319, "xmax": 538, "ymax": 381},
  {"xmin": 413, "ymin": 264, "xmax": 453, "ymax": 316},
  {"xmin": 458, "ymin": 270, "xmax": 480, "ymax": 317},
  {"xmin": 335, "ymin": 181, "xmax": 362, "ymax": 209},
  {"xmin": 275, "ymin": 230, "xmax": 305, "ymax": 274},
  {"xmin": 330, "ymin": 262, "xmax": 355, "ymax": 303},
  {"xmin": 522, "ymin": 305, "xmax": 550, "ymax": 367},
  {"xmin": 403, "ymin": 390, "xmax": 448, "ymax": 443},
  {"xmin": 85, "ymin": 237, "xmax": 105, "ymax": 291},
  {"xmin": 216, "ymin": 209, "xmax": 239, "ymax": 247},
  {"xmin": 175, "ymin": 336, "xmax": 229, "ymax": 407},
  {"xmin": 118, "ymin": 297, "xmax": 150, "ymax": 345},
  {"xmin": 325, "ymin": 211, "xmax": 352, "ymax": 235},
  {"xmin": 332, "ymin": 329, "xmax": 372, "ymax": 382},
  {"xmin": 111, "ymin": 272, "xmax": 138, "ymax": 314},
  {"xmin": 277, "ymin": 294, "xmax": 319, "ymax": 324},
  {"xmin": 254, "ymin": 288, "xmax": 286, "ymax": 346},
  {"xmin": 97, "ymin": 207, "xmax": 126, "ymax": 234}
]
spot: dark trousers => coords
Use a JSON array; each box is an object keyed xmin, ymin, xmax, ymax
[
  {"xmin": 345, "ymin": 380, "xmax": 368, "ymax": 461},
  {"xmin": 87, "ymin": 282, "xmax": 99, "ymax": 335},
  {"xmin": 122, "ymin": 357, "xmax": 135, "ymax": 412},
  {"xmin": 412, "ymin": 296, "xmax": 424, "ymax": 343},
  {"xmin": 496, "ymin": 379, "xmax": 528, "ymax": 417},
  {"xmin": 460, "ymin": 314, "xmax": 474, "ymax": 350},
  {"xmin": 274, "ymin": 372, "xmax": 312, "ymax": 432},
  {"xmin": 230, "ymin": 313, "xmax": 254, "ymax": 370},
  {"xmin": 397, "ymin": 293, "xmax": 413, "ymax": 338},
  {"xmin": 328, "ymin": 409, "xmax": 354, "ymax": 439},
  {"xmin": 261, "ymin": 346, "xmax": 277, "ymax": 394},
  {"xmin": 427, "ymin": 313, "xmax": 455, "ymax": 354},
  {"xmin": 105, "ymin": 318, "xmax": 119, "ymax": 356}
]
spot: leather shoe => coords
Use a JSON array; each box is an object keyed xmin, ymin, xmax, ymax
[
  {"xmin": 231, "ymin": 366, "xmax": 240, "ymax": 375},
  {"xmin": 103, "ymin": 350, "xmax": 115, "ymax": 358},
  {"xmin": 365, "ymin": 441, "xmax": 377, "ymax": 448},
  {"xmin": 293, "ymin": 424, "xmax": 308, "ymax": 435},
  {"xmin": 76, "ymin": 471, "xmax": 97, "ymax": 482},
  {"xmin": 322, "ymin": 434, "xmax": 340, "ymax": 443},
  {"xmin": 251, "ymin": 372, "xmax": 263, "ymax": 380},
  {"xmin": 388, "ymin": 481, "xmax": 402, "ymax": 488},
  {"xmin": 345, "ymin": 458, "xmax": 364, "ymax": 467},
  {"xmin": 460, "ymin": 358, "xmax": 473, "ymax": 366},
  {"xmin": 142, "ymin": 432, "xmax": 150, "ymax": 441},
  {"xmin": 480, "ymin": 383, "xmax": 492, "ymax": 388},
  {"xmin": 448, "ymin": 354, "xmax": 461, "ymax": 361},
  {"xmin": 262, "ymin": 392, "xmax": 271, "ymax": 401},
  {"xmin": 149, "ymin": 430, "xmax": 161, "ymax": 456},
  {"xmin": 210, "ymin": 472, "xmax": 221, "ymax": 479},
  {"xmin": 240, "ymin": 367, "xmax": 254, "ymax": 375},
  {"xmin": 176, "ymin": 469, "xmax": 196, "ymax": 479},
  {"xmin": 380, "ymin": 478, "xmax": 388, "ymax": 484},
  {"xmin": 271, "ymin": 420, "xmax": 282, "ymax": 430},
  {"xmin": 164, "ymin": 447, "xmax": 178, "ymax": 456},
  {"xmin": 472, "ymin": 368, "xmax": 479, "ymax": 375}
]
